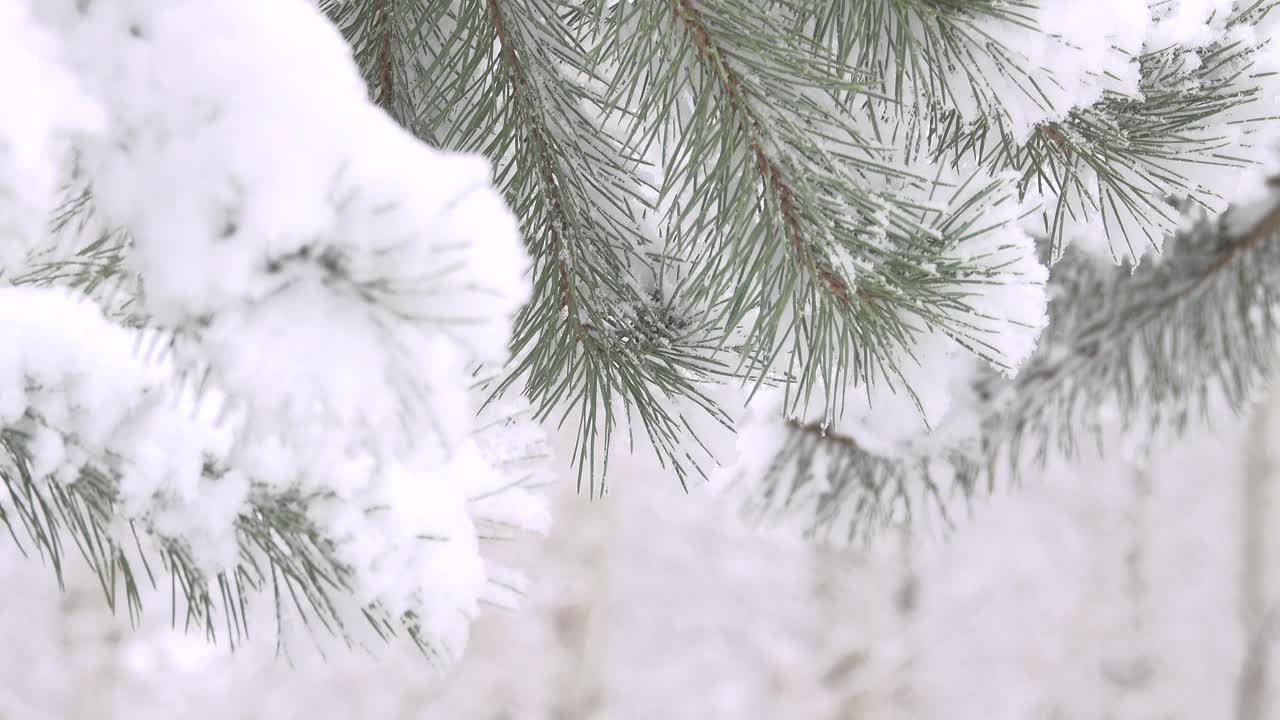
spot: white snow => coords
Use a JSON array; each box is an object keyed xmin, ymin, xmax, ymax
[{"xmin": 1, "ymin": 0, "xmax": 547, "ymax": 661}]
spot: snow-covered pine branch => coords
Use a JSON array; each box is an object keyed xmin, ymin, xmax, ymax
[
  {"xmin": 732, "ymin": 180, "xmax": 1280, "ymax": 542},
  {"xmin": 711, "ymin": 0, "xmax": 1280, "ymax": 540},
  {"xmin": 327, "ymin": 0, "xmax": 1280, "ymax": 524},
  {"xmin": 0, "ymin": 0, "xmax": 549, "ymax": 663}
]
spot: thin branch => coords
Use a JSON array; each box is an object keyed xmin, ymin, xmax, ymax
[
  {"xmin": 670, "ymin": 0, "xmax": 870, "ymax": 306},
  {"xmin": 786, "ymin": 417, "xmax": 861, "ymax": 452},
  {"xmin": 1187, "ymin": 177, "xmax": 1280, "ymax": 297},
  {"xmin": 373, "ymin": 0, "xmax": 395, "ymax": 113},
  {"xmin": 487, "ymin": 0, "xmax": 584, "ymax": 341},
  {"xmin": 1018, "ymin": 181, "xmax": 1280, "ymax": 389}
]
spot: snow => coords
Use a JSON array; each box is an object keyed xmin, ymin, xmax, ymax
[
  {"xmin": 37, "ymin": 0, "xmax": 528, "ymax": 444},
  {"xmin": 1147, "ymin": 0, "xmax": 1239, "ymax": 49},
  {"xmin": 0, "ymin": 0, "xmax": 102, "ymax": 271},
  {"xmin": 1, "ymin": 0, "xmax": 547, "ymax": 661}
]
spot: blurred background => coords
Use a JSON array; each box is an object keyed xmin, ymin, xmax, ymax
[{"xmin": 0, "ymin": 391, "xmax": 1273, "ymax": 720}]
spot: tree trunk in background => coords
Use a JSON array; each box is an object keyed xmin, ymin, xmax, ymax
[
  {"xmin": 549, "ymin": 492, "xmax": 612, "ymax": 720},
  {"xmin": 1235, "ymin": 391, "xmax": 1275, "ymax": 720},
  {"xmin": 57, "ymin": 585, "xmax": 122, "ymax": 719},
  {"xmin": 1099, "ymin": 463, "xmax": 1155, "ymax": 719},
  {"xmin": 886, "ymin": 531, "xmax": 919, "ymax": 718},
  {"xmin": 812, "ymin": 542, "xmax": 864, "ymax": 719},
  {"xmin": 816, "ymin": 530, "xmax": 917, "ymax": 720}
]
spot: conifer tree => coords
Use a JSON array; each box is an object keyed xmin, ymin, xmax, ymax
[{"xmin": 3, "ymin": 0, "xmax": 1280, "ymax": 667}]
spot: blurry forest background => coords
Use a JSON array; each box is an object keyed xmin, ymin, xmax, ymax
[{"xmin": 0, "ymin": 383, "xmax": 1275, "ymax": 720}]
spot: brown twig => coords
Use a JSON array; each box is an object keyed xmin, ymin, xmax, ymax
[
  {"xmin": 1038, "ymin": 123, "xmax": 1071, "ymax": 154},
  {"xmin": 1182, "ymin": 177, "xmax": 1280, "ymax": 299},
  {"xmin": 373, "ymin": 0, "xmax": 395, "ymax": 113},
  {"xmin": 786, "ymin": 417, "xmax": 861, "ymax": 451}
]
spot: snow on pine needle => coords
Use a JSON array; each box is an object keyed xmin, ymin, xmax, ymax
[{"xmin": 0, "ymin": 0, "xmax": 549, "ymax": 664}]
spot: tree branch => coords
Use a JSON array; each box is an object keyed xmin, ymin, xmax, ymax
[
  {"xmin": 487, "ymin": 0, "xmax": 584, "ymax": 341},
  {"xmin": 671, "ymin": 0, "xmax": 871, "ymax": 306},
  {"xmin": 786, "ymin": 417, "xmax": 862, "ymax": 451},
  {"xmin": 1186, "ymin": 178, "xmax": 1280, "ymax": 297},
  {"xmin": 373, "ymin": 0, "xmax": 395, "ymax": 113}
]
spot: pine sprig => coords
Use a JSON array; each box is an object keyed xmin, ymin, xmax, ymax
[
  {"xmin": 738, "ymin": 417, "xmax": 980, "ymax": 544},
  {"xmin": 804, "ymin": 0, "xmax": 1039, "ymax": 111},
  {"xmin": 328, "ymin": 0, "xmax": 737, "ymax": 489},
  {"xmin": 930, "ymin": 1, "xmax": 1280, "ymax": 260},
  {"xmin": 741, "ymin": 183, "xmax": 1280, "ymax": 542},
  {"xmin": 1000, "ymin": 188, "xmax": 1280, "ymax": 462},
  {"xmin": 1023, "ymin": 39, "xmax": 1274, "ymax": 260},
  {"xmin": 11, "ymin": 191, "xmax": 134, "ymax": 310},
  {"xmin": 597, "ymin": 0, "xmax": 1030, "ymax": 424},
  {"xmin": 0, "ymin": 425, "xmax": 362, "ymax": 651},
  {"xmin": 323, "ymin": 0, "xmax": 444, "ymax": 143}
]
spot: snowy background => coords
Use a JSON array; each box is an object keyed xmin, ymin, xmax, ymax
[{"xmin": 0, "ymin": 395, "xmax": 1272, "ymax": 720}]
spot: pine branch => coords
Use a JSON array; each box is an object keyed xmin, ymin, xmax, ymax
[
  {"xmin": 326, "ymin": 0, "xmax": 737, "ymax": 489},
  {"xmin": 804, "ymin": 0, "xmax": 1039, "ymax": 110},
  {"xmin": 966, "ymin": 3, "xmax": 1279, "ymax": 259},
  {"xmin": 328, "ymin": 0, "xmax": 1280, "ymax": 511},
  {"xmin": 999, "ymin": 188, "xmax": 1280, "ymax": 458},
  {"xmin": 671, "ymin": 0, "xmax": 865, "ymax": 308},
  {"xmin": 10, "ymin": 192, "xmax": 132, "ymax": 301},
  {"xmin": 373, "ymin": 0, "xmax": 396, "ymax": 113},
  {"xmin": 483, "ymin": 0, "xmax": 583, "ymax": 330},
  {"xmin": 741, "ymin": 182, "xmax": 1280, "ymax": 542},
  {"xmin": 741, "ymin": 416, "xmax": 978, "ymax": 543},
  {"xmin": 599, "ymin": 0, "xmax": 1035, "ymax": 425}
]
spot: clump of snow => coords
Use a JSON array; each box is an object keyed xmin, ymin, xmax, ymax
[
  {"xmin": 999, "ymin": 1, "xmax": 1149, "ymax": 137},
  {"xmin": 0, "ymin": 0, "xmax": 102, "ymax": 273},
  {"xmin": 37, "ymin": 0, "xmax": 528, "ymax": 450}
]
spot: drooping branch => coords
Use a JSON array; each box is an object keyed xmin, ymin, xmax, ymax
[
  {"xmin": 743, "ymin": 181, "xmax": 1280, "ymax": 541},
  {"xmin": 486, "ymin": 0, "xmax": 582, "ymax": 340},
  {"xmin": 373, "ymin": 0, "xmax": 395, "ymax": 113},
  {"xmin": 670, "ymin": 0, "xmax": 867, "ymax": 306}
]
